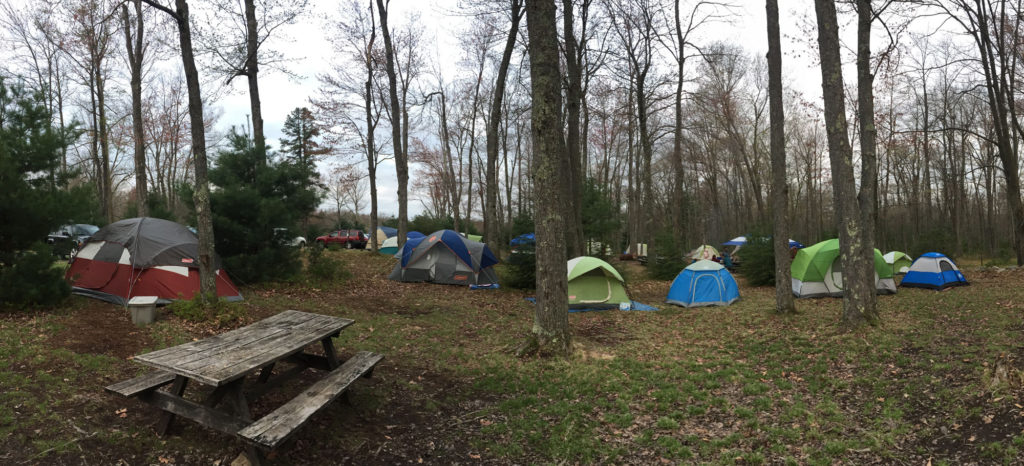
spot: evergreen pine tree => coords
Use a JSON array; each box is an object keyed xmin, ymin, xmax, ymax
[
  {"xmin": 279, "ymin": 107, "xmax": 327, "ymax": 169},
  {"xmin": 208, "ymin": 130, "xmax": 323, "ymax": 283},
  {"xmin": 0, "ymin": 79, "xmax": 83, "ymax": 306}
]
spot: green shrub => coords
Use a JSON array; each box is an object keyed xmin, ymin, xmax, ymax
[
  {"xmin": 202, "ymin": 130, "xmax": 321, "ymax": 284},
  {"xmin": 581, "ymin": 178, "xmax": 622, "ymax": 257},
  {"xmin": 648, "ymin": 229, "xmax": 687, "ymax": 281},
  {"xmin": 502, "ymin": 244, "xmax": 536, "ymax": 290},
  {"xmin": 739, "ymin": 236, "xmax": 775, "ymax": 287},
  {"xmin": 167, "ymin": 296, "xmax": 206, "ymax": 322},
  {"xmin": 0, "ymin": 243, "xmax": 70, "ymax": 307},
  {"xmin": 166, "ymin": 294, "xmax": 244, "ymax": 327},
  {"xmin": 224, "ymin": 247, "xmax": 302, "ymax": 284},
  {"xmin": 305, "ymin": 246, "xmax": 351, "ymax": 285},
  {"xmin": 0, "ymin": 78, "xmax": 88, "ymax": 308}
]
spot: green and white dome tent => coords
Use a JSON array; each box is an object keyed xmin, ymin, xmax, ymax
[
  {"xmin": 883, "ymin": 251, "xmax": 913, "ymax": 275},
  {"xmin": 791, "ymin": 238, "xmax": 897, "ymax": 298},
  {"xmin": 567, "ymin": 256, "xmax": 630, "ymax": 310}
]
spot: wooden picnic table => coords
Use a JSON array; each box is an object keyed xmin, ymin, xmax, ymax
[{"xmin": 105, "ymin": 310, "xmax": 383, "ymax": 463}]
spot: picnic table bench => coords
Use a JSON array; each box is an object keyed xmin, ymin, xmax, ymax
[{"xmin": 105, "ymin": 310, "xmax": 383, "ymax": 463}]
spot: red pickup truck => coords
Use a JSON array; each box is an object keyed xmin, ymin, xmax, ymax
[{"xmin": 315, "ymin": 229, "xmax": 368, "ymax": 249}]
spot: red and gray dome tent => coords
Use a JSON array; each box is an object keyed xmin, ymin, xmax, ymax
[{"xmin": 65, "ymin": 217, "xmax": 242, "ymax": 305}]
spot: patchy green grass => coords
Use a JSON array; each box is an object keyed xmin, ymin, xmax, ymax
[{"xmin": 1, "ymin": 250, "xmax": 1023, "ymax": 464}]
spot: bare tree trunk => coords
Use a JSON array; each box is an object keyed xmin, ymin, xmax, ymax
[
  {"xmin": 519, "ymin": 0, "xmax": 569, "ymax": 358},
  {"xmin": 485, "ymin": 0, "xmax": 522, "ymax": 250},
  {"xmin": 671, "ymin": 0, "xmax": 686, "ymax": 239},
  {"xmin": 637, "ymin": 78, "xmax": 654, "ymax": 251},
  {"xmin": 124, "ymin": 0, "xmax": 147, "ymax": 217},
  {"xmin": 466, "ymin": 60, "xmax": 484, "ymax": 233},
  {"xmin": 366, "ymin": 0, "xmax": 379, "ymax": 253},
  {"xmin": 377, "ymin": 0, "xmax": 408, "ymax": 249},
  {"xmin": 243, "ymin": 0, "xmax": 265, "ymax": 158},
  {"xmin": 969, "ymin": 0, "xmax": 1024, "ymax": 265},
  {"xmin": 562, "ymin": 0, "xmax": 584, "ymax": 257},
  {"xmin": 96, "ymin": 64, "xmax": 113, "ymax": 222},
  {"xmin": 814, "ymin": 0, "xmax": 875, "ymax": 330},
  {"xmin": 855, "ymin": 0, "xmax": 879, "ymax": 319},
  {"xmin": 87, "ymin": 61, "xmax": 102, "ymax": 217},
  {"xmin": 142, "ymin": 0, "xmax": 218, "ymax": 299},
  {"xmin": 766, "ymin": 0, "xmax": 796, "ymax": 314}
]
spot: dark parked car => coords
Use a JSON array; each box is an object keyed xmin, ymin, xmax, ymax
[
  {"xmin": 47, "ymin": 224, "xmax": 99, "ymax": 258},
  {"xmin": 315, "ymin": 229, "xmax": 368, "ymax": 249}
]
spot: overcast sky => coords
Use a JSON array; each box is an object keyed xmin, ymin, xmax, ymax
[{"xmin": 210, "ymin": 1, "xmax": 868, "ymax": 219}]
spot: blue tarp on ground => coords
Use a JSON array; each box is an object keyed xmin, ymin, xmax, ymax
[{"xmin": 524, "ymin": 297, "xmax": 657, "ymax": 312}]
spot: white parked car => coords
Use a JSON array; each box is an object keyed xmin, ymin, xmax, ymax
[{"xmin": 273, "ymin": 228, "xmax": 306, "ymax": 248}]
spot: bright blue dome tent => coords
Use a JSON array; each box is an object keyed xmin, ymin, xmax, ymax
[{"xmin": 666, "ymin": 260, "xmax": 740, "ymax": 307}]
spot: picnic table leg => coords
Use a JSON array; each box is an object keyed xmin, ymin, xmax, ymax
[
  {"xmin": 223, "ymin": 379, "xmax": 265, "ymax": 466},
  {"xmin": 256, "ymin": 363, "xmax": 276, "ymax": 384},
  {"xmin": 321, "ymin": 336, "xmax": 340, "ymax": 369},
  {"xmin": 203, "ymin": 384, "xmax": 231, "ymax": 408},
  {"xmin": 156, "ymin": 375, "xmax": 188, "ymax": 436}
]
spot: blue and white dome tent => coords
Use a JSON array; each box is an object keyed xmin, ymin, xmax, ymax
[
  {"xmin": 666, "ymin": 260, "xmax": 740, "ymax": 307},
  {"xmin": 900, "ymin": 252, "xmax": 968, "ymax": 290}
]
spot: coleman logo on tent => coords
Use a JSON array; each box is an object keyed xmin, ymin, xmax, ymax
[
  {"xmin": 454, "ymin": 274, "xmax": 468, "ymax": 281},
  {"xmin": 181, "ymin": 258, "xmax": 194, "ymax": 264}
]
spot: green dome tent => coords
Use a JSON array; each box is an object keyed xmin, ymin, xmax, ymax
[
  {"xmin": 883, "ymin": 251, "xmax": 913, "ymax": 275},
  {"xmin": 791, "ymin": 239, "xmax": 896, "ymax": 298},
  {"xmin": 567, "ymin": 256, "xmax": 630, "ymax": 310}
]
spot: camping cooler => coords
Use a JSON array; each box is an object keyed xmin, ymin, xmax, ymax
[{"xmin": 128, "ymin": 296, "xmax": 159, "ymax": 325}]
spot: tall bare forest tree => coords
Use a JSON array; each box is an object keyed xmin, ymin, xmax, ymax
[{"xmin": 520, "ymin": 0, "xmax": 570, "ymax": 357}]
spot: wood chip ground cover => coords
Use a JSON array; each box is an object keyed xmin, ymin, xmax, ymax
[{"xmin": 1, "ymin": 251, "xmax": 1022, "ymax": 464}]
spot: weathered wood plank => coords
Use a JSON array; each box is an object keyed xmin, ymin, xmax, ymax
[
  {"xmin": 140, "ymin": 389, "xmax": 249, "ymax": 436},
  {"xmin": 196, "ymin": 326, "xmax": 347, "ymax": 383},
  {"xmin": 133, "ymin": 310, "xmax": 354, "ymax": 386},
  {"xmin": 136, "ymin": 311, "xmax": 344, "ymax": 365},
  {"xmin": 105, "ymin": 371, "xmax": 175, "ymax": 397},
  {"xmin": 238, "ymin": 351, "xmax": 384, "ymax": 450}
]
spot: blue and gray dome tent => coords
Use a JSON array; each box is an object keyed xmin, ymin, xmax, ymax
[
  {"xmin": 900, "ymin": 252, "xmax": 968, "ymax": 290},
  {"xmin": 389, "ymin": 230, "xmax": 499, "ymax": 285},
  {"xmin": 666, "ymin": 260, "xmax": 740, "ymax": 307}
]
